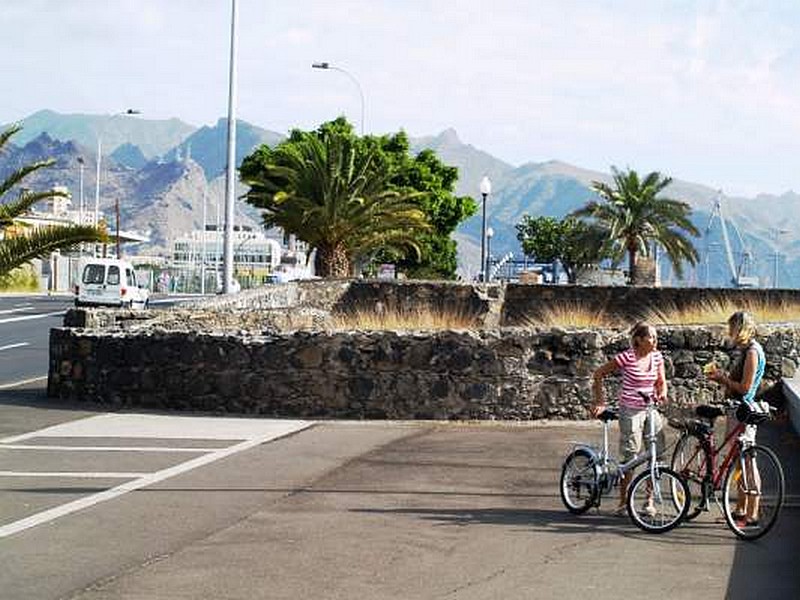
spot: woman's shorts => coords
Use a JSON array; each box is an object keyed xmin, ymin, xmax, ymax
[{"xmin": 619, "ymin": 406, "xmax": 666, "ymax": 463}]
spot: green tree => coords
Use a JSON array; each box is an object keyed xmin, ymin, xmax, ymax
[
  {"xmin": 240, "ymin": 122, "xmax": 430, "ymax": 278},
  {"xmin": 515, "ymin": 215, "xmax": 608, "ymax": 283},
  {"xmin": 0, "ymin": 124, "xmax": 107, "ymax": 277},
  {"xmin": 571, "ymin": 167, "xmax": 699, "ymax": 285},
  {"xmin": 241, "ymin": 118, "xmax": 476, "ymax": 279}
]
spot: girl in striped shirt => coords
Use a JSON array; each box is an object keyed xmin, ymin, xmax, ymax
[{"xmin": 591, "ymin": 322, "xmax": 667, "ymax": 516}]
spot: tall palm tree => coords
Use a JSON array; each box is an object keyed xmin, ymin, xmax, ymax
[
  {"xmin": 241, "ymin": 130, "xmax": 430, "ymax": 278},
  {"xmin": 571, "ymin": 167, "xmax": 699, "ymax": 285},
  {"xmin": 0, "ymin": 124, "xmax": 107, "ymax": 277}
]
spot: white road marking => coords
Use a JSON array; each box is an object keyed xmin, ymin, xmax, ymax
[
  {"xmin": 0, "ymin": 471, "xmax": 147, "ymax": 478},
  {"xmin": 0, "ymin": 414, "xmax": 311, "ymax": 538},
  {"xmin": 0, "ymin": 376, "xmax": 47, "ymax": 390},
  {"xmin": 0, "ymin": 342, "xmax": 30, "ymax": 352},
  {"xmin": 0, "ymin": 306, "xmax": 33, "ymax": 315},
  {"xmin": 0, "ymin": 444, "xmax": 221, "ymax": 453},
  {"xmin": 0, "ymin": 311, "xmax": 64, "ymax": 325},
  {"xmin": 0, "ymin": 413, "xmax": 304, "ymax": 443}
]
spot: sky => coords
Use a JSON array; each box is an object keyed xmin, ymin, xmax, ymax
[{"xmin": 5, "ymin": 0, "xmax": 800, "ymax": 197}]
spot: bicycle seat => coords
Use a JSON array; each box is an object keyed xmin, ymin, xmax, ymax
[
  {"xmin": 598, "ymin": 408, "xmax": 618, "ymax": 422},
  {"xmin": 695, "ymin": 405, "xmax": 724, "ymax": 421},
  {"xmin": 735, "ymin": 402, "xmax": 770, "ymax": 425}
]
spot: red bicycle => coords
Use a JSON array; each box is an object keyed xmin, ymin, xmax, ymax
[{"xmin": 668, "ymin": 400, "xmax": 784, "ymax": 540}]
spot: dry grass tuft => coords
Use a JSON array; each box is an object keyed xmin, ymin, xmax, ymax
[
  {"xmin": 647, "ymin": 298, "xmax": 800, "ymax": 326},
  {"xmin": 523, "ymin": 302, "xmax": 617, "ymax": 329},
  {"xmin": 331, "ymin": 305, "xmax": 480, "ymax": 331}
]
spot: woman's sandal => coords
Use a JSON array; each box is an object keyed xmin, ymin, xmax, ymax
[
  {"xmin": 734, "ymin": 516, "xmax": 760, "ymax": 528},
  {"xmin": 613, "ymin": 504, "xmax": 628, "ymax": 517}
]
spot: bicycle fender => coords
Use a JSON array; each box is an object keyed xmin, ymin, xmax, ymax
[{"xmin": 568, "ymin": 444, "xmax": 601, "ymax": 463}]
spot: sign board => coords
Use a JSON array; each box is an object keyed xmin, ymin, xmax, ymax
[{"xmin": 377, "ymin": 263, "xmax": 396, "ymax": 280}]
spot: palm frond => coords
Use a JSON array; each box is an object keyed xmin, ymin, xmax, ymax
[{"xmin": 0, "ymin": 226, "xmax": 107, "ymax": 277}]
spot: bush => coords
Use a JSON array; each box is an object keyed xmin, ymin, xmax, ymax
[{"xmin": 0, "ymin": 264, "xmax": 41, "ymax": 292}]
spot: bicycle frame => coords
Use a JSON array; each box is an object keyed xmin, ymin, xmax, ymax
[
  {"xmin": 684, "ymin": 413, "xmax": 748, "ymax": 492},
  {"xmin": 569, "ymin": 399, "xmax": 663, "ymax": 497}
]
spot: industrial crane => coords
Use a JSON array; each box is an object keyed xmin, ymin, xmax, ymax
[{"xmin": 704, "ymin": 191, "xmax": 759, "ymax": 288}]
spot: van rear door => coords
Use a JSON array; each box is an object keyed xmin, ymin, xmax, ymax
[{"xmin": 80, "ymin": 263, "xmax": 107, "ymax": 303}]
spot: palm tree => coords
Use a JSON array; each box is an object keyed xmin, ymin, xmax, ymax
[
  {"xmin": 241, "ymin": 129, "xmax": 430, "ymax": 278},
  {"xmin": 571, "ymin": 167, "xmax": 699, "ymax": 285},
  {"xmin": 0, "ymin": 124, "xmax": 107, "ymax": 277}
]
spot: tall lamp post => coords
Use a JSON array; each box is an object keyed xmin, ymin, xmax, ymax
[
  {"xmin": 76, "ymin": 157, "xmax": 85, "ymax": 224},
  {"xmin": 94, "ymin": 109, "xmax": 140, "ymax": 228},
  {"xmin": 772, "ymin": 227, "xmax": 789, "ymax": 288},
  {"xmin": 486, "ymin": 227, "xmax": 494, "ymax": 282},
  {"xmin": 222, "ymin": 0, "xmax": 239, "ymax": 294},
  {"xmin": 311, "ymin": 62, "xmax": 365, "ymax": 135},
  {"xmin": 479, "ymin": 176, "xmax": 492, "ymax": 282}
]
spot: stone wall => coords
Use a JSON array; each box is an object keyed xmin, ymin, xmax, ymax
[
  {"xmin": 49, "ymin": 280, "xmax": 800, "ymax": 420},
  {"xmin": 48, "ymin": 323, "xmax": 798, "ymax": 420}
]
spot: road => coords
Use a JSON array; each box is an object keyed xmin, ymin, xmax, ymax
[
  {"xmin": 0, "ymin": 386, "xmax": 797, "ymax": 600},
  {"xmin": 0, "ymin": 294, "xmax": 198, "ymax": 389}
]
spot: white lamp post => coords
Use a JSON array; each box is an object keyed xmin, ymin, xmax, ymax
[
  {"xmin": 94, "ymin": 109, "xmax": 140, "ymax": 228},
  {"xmin": 222, "ymin": 0, "xmax": 239, "ymax": 294},
  {"xmin": 312, "ymin": 61, "xmax": 365, "ymax": 135},
  {"xmin": 772, "ymin": 228, "xmax": 789, "ymax": 288},
  {"xmin": 486, "ymin": 227, "xmax": 494, "ymax": 282},
  {"xmin": 479, "ymin": 176, "xmax": 492, "ymax": 282},
  {"xmin": 76, "ymin": 156, "xmax": 85, "ymax": 224}
]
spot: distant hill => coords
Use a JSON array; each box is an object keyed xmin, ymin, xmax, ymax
[
  {"xmin": 0, "ymin": 132, "xmax": 261, "ymax": 256},
  {"xmin": 6, "ymin": 110, "xmax": 194, "ymax": 158},
  {"xmin": 163, "ymin": 118, "xmax": 284, "ymax": 180},
  {"xmin": 409, "ymin": 128, "xmax": 514, "ymax": 197}
]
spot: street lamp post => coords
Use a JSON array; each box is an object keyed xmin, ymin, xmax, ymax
[
  {"xmin": 76, "ymin": 157, "xmax": 85, "ymax": 224},
  {"xmin": 486, "ymin": 227, "xmax": 494, "ymax": 282},
  {"xmin": 312, "ymin": 62, "xmax": 365, "ymax": 135},
  {"xmin": 479, "ymin": 176, "xmax": 492, "ymax": 282},
  {"xmin": 222, "ymin": 0, "xmax": 239, "ymax": 294},
  {"xmin": 772, "ymin": 228, "xmax": 789, "ymax": 288},
  {"xmin": 94, "ymin": 108, "xmax": 140, "ymax": 255}
]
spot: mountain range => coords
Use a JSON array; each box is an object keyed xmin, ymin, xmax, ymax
[{"xmin": 2, "ymin": 110, "xmax": 797, "ymax": 287}]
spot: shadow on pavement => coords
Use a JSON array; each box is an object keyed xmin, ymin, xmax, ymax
[
  {"xmin": 726, "ymin": 418, "xmax": 800, "ymax": 599},
  {"xmin": 0, "ymin": 386, "xmax": 89, "ymax": 411},
  {"xmin": 353, "ymin": 504, "xmax": 743, "ymax": 546}
]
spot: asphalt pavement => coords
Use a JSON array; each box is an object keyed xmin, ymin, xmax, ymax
[{"xmin": 0, "ymin": 384, "xmax": 798, "ymax": 600}]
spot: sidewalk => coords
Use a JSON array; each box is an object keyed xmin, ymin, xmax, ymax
[{"xmin": 1, "ymin": 387, "xmax": 798, "ymax": 600}]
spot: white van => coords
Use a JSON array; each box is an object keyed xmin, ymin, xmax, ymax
[{"xmin": 75, "ymin": 258, "xmax": 149, "ymax": 309}]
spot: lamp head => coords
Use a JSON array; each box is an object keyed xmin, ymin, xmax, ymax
[
  {"xmin": 479, "ymin": 175, "xmax": 492, "ymax": 195},
  {"xmin": 312, "ymin": 62, "xmax": 330, "ymax": 69},
  {"xmin": 487, "ymin": 227, "xmax": 494, "ymax": 238}
]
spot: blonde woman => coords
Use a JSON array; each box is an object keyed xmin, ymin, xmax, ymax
[
  {"xmin": 706, "ymin": 311, "xmax": 766, "ymax": 527},
  {"xmin": 591, "ymin": 322, "xmax": 667, "ymax": 516}
]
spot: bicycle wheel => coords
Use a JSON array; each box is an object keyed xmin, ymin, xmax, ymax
[
  {"xmin": 560, "ymin": 448, "xmax": 600, "ymax": 514},
  {"xmin": 627, "ymin": 466, "xmax": 690, "ymax": 533},
  {"xmin": 671, "ymin": 433, "xmax": 708, "ymax": 521},
  {"xmin": 722, "ymin": 444, "xmax": 784, "ymax": 541}
]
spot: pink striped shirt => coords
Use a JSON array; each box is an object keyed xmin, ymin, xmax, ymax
[{"xmin": 614, "ymin": 348, "xmax": 663, "ymax": 409}]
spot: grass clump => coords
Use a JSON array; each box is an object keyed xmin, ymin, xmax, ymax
[
  {"xmin": 332, "ymin": 304, "xmax": 480, "ymax": 331},
  {"xmin": 523, "ymin": 302, "xmax": 617, "ymax": 328},
  {"xmin": 648, "ymin": 298, "xmax": 800, "ymax": 326}
]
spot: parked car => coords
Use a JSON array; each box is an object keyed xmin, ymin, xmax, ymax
[{"xmin": 74, "ymin": 258, "xmax": 149, "ymax": 309}]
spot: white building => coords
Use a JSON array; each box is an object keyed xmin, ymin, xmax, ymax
[{"xmin": 170, "ymin": 226, "xmax": 313, "ymax": 290}]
